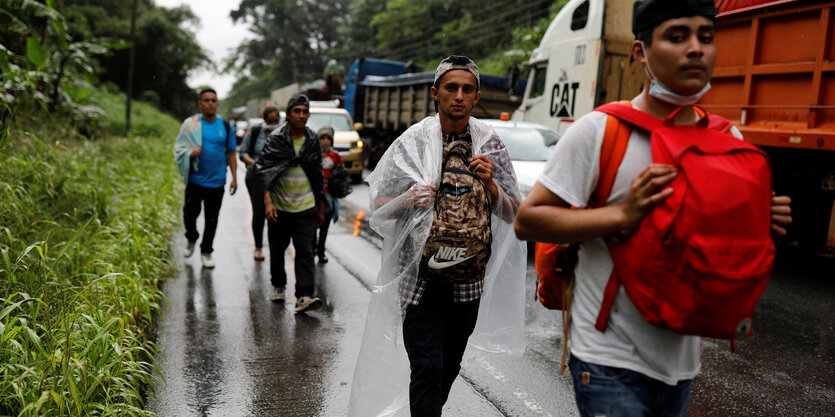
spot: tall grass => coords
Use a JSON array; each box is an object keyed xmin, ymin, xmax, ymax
[{"xmin": 0, "ymin": 92, "xmax": 182, "ymax": 416}]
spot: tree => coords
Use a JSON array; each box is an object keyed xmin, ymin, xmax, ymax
[
  {"xmin": 334, "ymin": 0, "xmax": 388, "ymax": 62},
  {"xmin": 478, "ymin": 0, "xmax": 568, "ymax": 75},
  {"xmin": 0, "ymin": 0, "xmax": 118, "ymax": 125},
  {"xmin": 368, "ymin": 0, "xmax": 556, "ymax": 69},
  {"xmin": 55, "ymin": 0, "xmax": 209, "ymax": 118},
  {"xmin": 227, "ymin": 0, "xmax": 350, "ymax": 94}
]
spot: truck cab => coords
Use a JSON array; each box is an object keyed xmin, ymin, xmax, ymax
[{"xmin": 513, "ymin": 0, "xmax": 643, "ymax": 134}]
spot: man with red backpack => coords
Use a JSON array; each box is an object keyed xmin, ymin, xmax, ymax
[{"xmin": 514, "ymin": 1, "xmax": 792, "ymax": 416}]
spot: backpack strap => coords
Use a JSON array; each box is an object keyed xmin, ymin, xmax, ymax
[
  {"xmin": 595, "ymin": 102, "xmax": 664, "ymax": 132},
  {"xmin": 592, "ymin": 101, "xmax": 633, "ymax": 208},
  {"xmin": 250, "ymin": 125, "xmax": 263, "ymax": 146},
  {"xmin": 558, "ymin": 100, "xmax": 632, "ymax": 373}
]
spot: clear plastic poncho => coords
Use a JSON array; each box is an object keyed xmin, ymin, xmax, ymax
[{"xmin": 349, "ymin": 115, "xmax": 527, "ymax": 416}]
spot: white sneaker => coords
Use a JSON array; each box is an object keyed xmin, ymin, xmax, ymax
[
  {"xmin": 184, "ymin": 241, "xmax": 196, "ymax": 257},
  {"xmin": 270, "ymin": 287, "xmax": 286, "ymax": 302},
  {"xmin": 201, "ymin": 253, "xmax": 215, "ymax": 268},
  {"xmin": 295, "ymin": 295, "xmax": 322, "ymax": 312}
]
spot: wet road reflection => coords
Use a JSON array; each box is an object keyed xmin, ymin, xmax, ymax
[
  {"xmin": 147, "ymin": 175, "xmax": 341, "ymax": 416},
  {"xmin": 183, "ymin": 265, "xmax": 223, "ymax": 414},
  {"xmin": 242, "ymin": 262, "xmax": 340, "ymax": 415}
]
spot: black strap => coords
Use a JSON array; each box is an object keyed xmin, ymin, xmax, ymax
[{"xmin": 250, "ymin": 125, "xmax": 262, "ymax": 144}]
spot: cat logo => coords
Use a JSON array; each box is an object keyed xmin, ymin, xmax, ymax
[
  {"xmin": 550, "ymin": 81, "xmax": 580, "ymax": 119},
  {"xmin": 427, "ymin": 246, "xmax": 474, "ymax": 270}
]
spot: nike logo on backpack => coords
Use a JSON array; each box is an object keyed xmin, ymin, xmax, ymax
[{"xmin": 428, "ymin": 246, "xmax": 474, "ymax": 269}]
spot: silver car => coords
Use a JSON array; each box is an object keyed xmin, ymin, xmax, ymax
[{"xmin": 482, "ymin": 119, "xmax": 560, "ymax": 200}]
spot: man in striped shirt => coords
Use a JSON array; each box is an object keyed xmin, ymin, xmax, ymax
[{"xmin": 255, "ymin": 94, "xmax": 327, "ymax": 312}]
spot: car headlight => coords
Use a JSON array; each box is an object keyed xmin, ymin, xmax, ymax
[{"xmin": 351, "ymin": 140, "xmax": 364, "ymax": 149}]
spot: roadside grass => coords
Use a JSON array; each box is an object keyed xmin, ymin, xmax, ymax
[{"xmin": 0, "ymin": 91, "xmax": 181, "ymax": 416}]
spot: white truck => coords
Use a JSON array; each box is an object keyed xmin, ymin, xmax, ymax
[{"xmin": 512, "ymin": 0, "xmax": 642, "ymax": 134}]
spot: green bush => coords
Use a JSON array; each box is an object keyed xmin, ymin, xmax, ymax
[
  {"xmin": 89, "ymin": 91, "xmax": 183, "ymax": 138},
  {"xmin": 0, "ymin": 92, "xmax": 181, "ymax": 416}
]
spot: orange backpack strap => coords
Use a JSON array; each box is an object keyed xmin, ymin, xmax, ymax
[{"xmin": 592, "ymin": 100, "xmax": 633, "ymax": 207}]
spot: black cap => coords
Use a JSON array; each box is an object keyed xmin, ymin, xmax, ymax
[
  {"xmin": 287, "ymin": 93, "xmax": 310, "ymax": 111},
  {"xmin": 632, "ymin": 0, "xmax": 719, "ymax": 35}
]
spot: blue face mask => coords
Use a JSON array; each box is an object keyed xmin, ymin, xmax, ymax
[{"xmin": 640, "ymin": 42, "xmax": 711, "ymax": 106}]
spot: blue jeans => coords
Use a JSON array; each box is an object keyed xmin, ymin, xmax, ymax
[{"xmin": 569, "ymin": 356, "xmax": 692, "ymax": 417}]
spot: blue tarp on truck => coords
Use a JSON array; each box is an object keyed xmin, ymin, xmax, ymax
[{"xmin": 344, "ymin": 58, "xmax": 419, "ymax": 121}]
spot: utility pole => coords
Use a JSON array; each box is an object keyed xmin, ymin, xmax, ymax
[{"xmin": 125, "ymin": 0, "xmax": 138, "ymax": 136}]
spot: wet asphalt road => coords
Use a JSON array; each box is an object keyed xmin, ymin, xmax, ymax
[{"xmin": 146, "ymin": 168, "xmax": 835, "ymax": 416}]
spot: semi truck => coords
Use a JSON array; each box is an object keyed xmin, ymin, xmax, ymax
[{"xmin": 512, "ymin": 0, "xmax": 835, "ymax": 257}]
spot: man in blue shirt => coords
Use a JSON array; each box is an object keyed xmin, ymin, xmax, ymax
[{"xmin": 173, "ymin": 88, "xmax": 238, "ymax": 268}]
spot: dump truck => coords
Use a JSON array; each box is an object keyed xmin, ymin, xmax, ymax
[
  {"xmin": 512, "ymin": 0, "xmax": 835, "ymax": 257},
  {"xmin": 344, "ymin": 57, "xmax": 421, "ymax": 122}
]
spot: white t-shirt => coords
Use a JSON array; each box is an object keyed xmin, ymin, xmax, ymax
[{"xmin": 539, "ymin": 110, "xmax": 706, "ymax": 385}]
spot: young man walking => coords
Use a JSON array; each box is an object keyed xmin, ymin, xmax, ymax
[
  {"xmin": 514, "ymin": 1, "xmax": 793, "ymax": 416},
  {"xmin": 173, "ymin": 88, "xmax": 238, "ymax": 269},
  {"xmin": 254, "ymin": 94, "xmax": 326, "ymax": 312},
  {"xmin": 360, "ymin": 55, "xmax": 526, "ymax": 416}
]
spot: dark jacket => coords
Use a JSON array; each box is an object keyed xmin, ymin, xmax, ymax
[{"xmin": 254, "ymin": 124, "xmax": 327, "ymax": 211}]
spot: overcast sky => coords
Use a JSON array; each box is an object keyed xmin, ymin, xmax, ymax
[{"xmin": 155, "ymin": 0, "xmax": 249, "ymax": 99}]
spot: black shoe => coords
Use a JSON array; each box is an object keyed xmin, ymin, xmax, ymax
[
  {"xmin": 318, "ymin": 254, "xmax": 328, "ymax": 264},
  {"xmin": 295, "ymin": 295, "xmax": 322, "ymax": 312}
]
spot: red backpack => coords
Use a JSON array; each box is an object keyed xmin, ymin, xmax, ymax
[{"xmin": 594, "ymin": 103, "xmax": 775, "ymax": 341}]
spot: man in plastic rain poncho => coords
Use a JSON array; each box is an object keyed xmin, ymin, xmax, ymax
[{"xmin": 349, "ymin": 55, "xmax": 528, "ymax": 416}]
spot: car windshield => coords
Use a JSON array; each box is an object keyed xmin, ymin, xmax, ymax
[
  {"xmin": 494, "ymin": 126, "xmax": 558, "ymax": 161},
  {"xmin": 307, "ymin": 113, "xmax": 353, "ymax": 132}
]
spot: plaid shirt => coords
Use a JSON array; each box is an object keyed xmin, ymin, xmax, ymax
[{"xmin": 398, "ymin": 126, "xmax": 510, "ymax": 305}]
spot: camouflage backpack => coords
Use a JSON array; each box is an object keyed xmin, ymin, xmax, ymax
[{"xmin": 418, "ymin": 139, "xmax": 492, "ymax": 283}]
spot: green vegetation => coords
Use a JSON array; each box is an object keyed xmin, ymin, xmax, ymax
[
  {"xmin": 0, "ymin": 91, "xmax": 181, "ymax": 416},
  {"xmin": 2, "ymin": 0, "xmax": 207, "ymax": 123},
  {"xmin": 225, "ymin": 0, "xmax": 566, "ymax": 111}
]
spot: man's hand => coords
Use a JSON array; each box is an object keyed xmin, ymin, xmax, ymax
[
  {"xmin": 469, "ymin": 155, "xmax": 499, "ymax": 201},
  {"xmin": 316, "ymin": 201, "xmax": 326, "ymax": 227},
  {"xmin": 227, "ymin": 151, "xmax": 237, "ymax": 195},
  {"xmin": 770, "ymin": 193, "xmax": 792, "ymax": 237},
  {"xmin": 406, "ymin": 184, "xmax": 437, "ymax": 210},
  {"xmin": 265, "ymin": 192, "xmax": 277, "ymax": 222},
  {"xmin": 190, "ymin": 146, "xmax": 202, "ymax": 158},
  {"xmin": 618, "ymin": 164, "xmax": 677, "ymax": 230}
]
